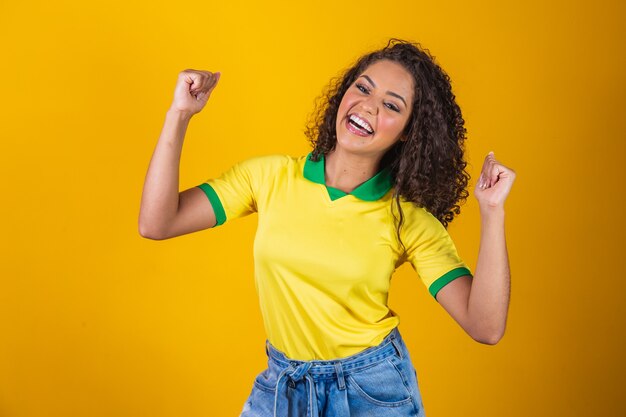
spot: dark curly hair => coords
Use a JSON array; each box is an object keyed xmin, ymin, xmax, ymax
[{"xmin": 305, "ymin": 38, "xmax": 471, "ymax": 252}]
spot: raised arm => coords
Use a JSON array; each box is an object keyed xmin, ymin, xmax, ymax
[
  {"xmin": 436, "ymin": 152, "xmax": 515, "ymax": 345},
  {"xmin": 138, "ymin": 70, "xmax": 221, "ymax": 240}
]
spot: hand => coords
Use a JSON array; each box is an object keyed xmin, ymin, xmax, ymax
[
  {"xmin": 474, "ymin": 151, "xmax": 516, "ymax": 210},
  {"xmin": 169, "ymin": 69, "xmax": 221, "ymax": 117}
]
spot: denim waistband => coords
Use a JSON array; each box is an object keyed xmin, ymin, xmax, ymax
[
  {"xmin": 266, "ymin": 326, "xmax": 404, "ymax": 374},
  {"xmin": 264, "ymin": 327, "xmax": 404, "ymax": 417}
]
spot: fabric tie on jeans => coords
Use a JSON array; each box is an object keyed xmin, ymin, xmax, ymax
[{"xmin": 273, "ymin": 361, "xmax": 319, "ymax": 417}]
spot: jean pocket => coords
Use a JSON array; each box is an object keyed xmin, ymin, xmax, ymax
[
  {"xmin": 253, "ymin": 367, "xmax": 278, "ymax": 393},
  {"xmin": 346, "ymin": 356, "xmax": 413, "ymax": 407}
]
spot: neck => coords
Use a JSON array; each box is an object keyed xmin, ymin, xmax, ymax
[{"xmin": 324, "ymin": 149, "xmax": 383, "ymax": 194}]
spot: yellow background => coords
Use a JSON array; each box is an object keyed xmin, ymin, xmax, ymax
[{"xmin": 1, "ymin": 0, "xmax": 624, "ymax": 416}]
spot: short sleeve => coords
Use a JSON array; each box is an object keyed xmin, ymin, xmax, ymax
[
  {"xmin": 402, "ymin": 206, "xmax": 473, "ymax": 301},
  {"xmin": 196, "ymin": 154, "xmax": 287, "ymax": 227}
]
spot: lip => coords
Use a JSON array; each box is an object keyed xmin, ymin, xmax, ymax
[
  {"xmin": 345, "ymin": 118, "xmax": 372, "ymax": 137},
  {"xmin": 345, "ymin": 113, "xmax": 374, "ymax": 137}
]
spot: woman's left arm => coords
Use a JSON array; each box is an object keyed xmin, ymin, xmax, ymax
[{"xmin": 436, "ymin": 151, "xmax": 516, "ymax": 345}]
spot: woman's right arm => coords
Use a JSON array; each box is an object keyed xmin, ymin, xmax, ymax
[{"xmin": 138, "ymin": 69, "xmax": 221, "ymax": 240}]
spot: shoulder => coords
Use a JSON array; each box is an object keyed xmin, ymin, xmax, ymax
[
  {"xmin": 236, "ymin": 153, "xmax": 295, "ymax": 167},
  {"xmin": 231, "ymin": 153, "xmax": 297, "ymax": 176},
  {"xmin": 397, "ymin": 198, "xmax": 439, "ymax": 227},
  {"xmin": 396, "ymin": 198, "xmax": 448, "ymax": 243}
]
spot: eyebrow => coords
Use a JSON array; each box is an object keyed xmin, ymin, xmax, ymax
[{"xmin": 359, "ymin": 75, "xmax": 408, "ymax": 108}]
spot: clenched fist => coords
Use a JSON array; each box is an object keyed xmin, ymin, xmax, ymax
[
  {"xmin": 170, "ymin": 69, "xmax": 221, "ymax": 117},
  {"xmin": 474, "ymin": 151, "xmax": 516, "ymax": 210}
]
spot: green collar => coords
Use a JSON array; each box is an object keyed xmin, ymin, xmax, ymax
[{"xmin": 303, "ymin": 152, "xmax": 393, "ymax": 201}]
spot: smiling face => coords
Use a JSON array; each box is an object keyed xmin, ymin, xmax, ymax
[{"xmin": 335, "ymin": 59, "xmax": 415, "ymax": 159}]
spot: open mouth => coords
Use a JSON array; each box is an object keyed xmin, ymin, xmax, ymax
[{"xmin": 346, "ymin": 114, "xmax": 374, "ymax": 136}]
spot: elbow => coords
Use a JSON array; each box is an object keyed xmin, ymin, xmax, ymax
[
  {"xmin": 470, "ymin": 327, "xmax": 506, "ymax": 346},
  {"xmin": 474, "ymin": 333, "xmax": 503, "ymax": 346},
  {"xmin": 138, "ymin": 220, "xmax": 168, "ymax": 240}
]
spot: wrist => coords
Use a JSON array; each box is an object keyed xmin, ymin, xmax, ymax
[
  {"xmin": 479, "ymin": 204, "xmax": 505, "ymax": 218},
  {"xmin": 167, "ymin": 107, "xmax": 194, "ymax": 122}
]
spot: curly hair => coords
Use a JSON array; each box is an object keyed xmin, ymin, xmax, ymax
[{"xmin": 304, "ymin": 38, "xmax": 471, "ymax": 252}]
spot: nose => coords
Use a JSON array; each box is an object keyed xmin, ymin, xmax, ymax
[{"xmin": 361, "ymin": 95, "xmax": 378, "ymax": 116}]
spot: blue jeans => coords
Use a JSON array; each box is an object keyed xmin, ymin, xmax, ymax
[{"xmin": 239, "ymin": 327, "xmax": 426, "ymax": 416}]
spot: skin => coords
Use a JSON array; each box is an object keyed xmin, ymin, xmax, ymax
[
  {"xmin": 437, "ymin": 152, "xmax": 514, "ymax": 345},
  {"xmin": 139, "ymin": 69, "xmax": 222, "ymax": 241},
  {"xmin": 140, "ymin": 67, "xmax": 515, "ymax": 345},
  {"xmin": 325, "ymin": 59, "xmax": 414, "ymax": 192}
]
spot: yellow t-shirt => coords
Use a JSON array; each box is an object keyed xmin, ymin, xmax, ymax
[{"xmin": 197, "ymin": 152, "xmax": 472, "ymax": 360}]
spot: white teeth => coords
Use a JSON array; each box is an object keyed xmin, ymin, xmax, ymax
[{"xmin": 349, "ymin": 114, "xmax": 373, "ymax": 134}]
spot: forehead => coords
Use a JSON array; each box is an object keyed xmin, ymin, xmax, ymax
[{"xmin": 358, "ymin": 60, "xmax": 414, "ymax": 100}]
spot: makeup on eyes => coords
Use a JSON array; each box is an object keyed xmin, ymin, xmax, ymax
[
  {"xmin": 355, "ymin": 82, "xmax": 401, "ymax": 112},
  {"xmin": 358, "ymin": 75, "xmax": 407, "ymax": 108}
]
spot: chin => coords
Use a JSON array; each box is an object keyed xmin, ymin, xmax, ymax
[
  {"xmin": 336, "ymin": 135, "xmax": 371, "ymax": 149},
  {"xmin": 335, "ymin": 137, "xmax": 382, "ymax": 159}
]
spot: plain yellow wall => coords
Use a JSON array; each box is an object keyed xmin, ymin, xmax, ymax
[{"xmin": 1, "ymin": 0, "xmax": 624, "ymax": 416}]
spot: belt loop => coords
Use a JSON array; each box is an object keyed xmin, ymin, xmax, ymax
[
  {"xmin": 265, "ymin": 340, "xmax": 269, "ymax": 357},
  {"xmin": 334, "ymin": 362, "xmax": 346, "ymax": 390},
  {"xmin": 390, "ymin": 335, "xmax": 404, "ymax": 359}
]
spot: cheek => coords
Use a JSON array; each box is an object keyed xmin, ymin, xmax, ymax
[
  {"xmin": 338, "ymin": 92, "xmax": 358, "ymax": 113},
  {"xmin": 378, "ymin": 117, "xmax": 405, "ymax": 136},
  {"xmin": 336, "ymin": 96, "xmax": 355, "ymax": 130}
]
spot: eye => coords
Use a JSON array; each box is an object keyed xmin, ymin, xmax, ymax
[
  {"xmin": 355, "ymin": 83, "xmax": 369, "ymax": 94},
  {"xmin": 385, "ymin": 103, "xmax": 400, "ymax": 112}
]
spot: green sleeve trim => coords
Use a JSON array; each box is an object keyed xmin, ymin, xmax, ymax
[
  {"xmin": 197, "ymin": 183, "xmax": 226, "ymax": 227},
  {"xmin": 429, "ymin": 267, "xmax": 473, "ymax": 300}
]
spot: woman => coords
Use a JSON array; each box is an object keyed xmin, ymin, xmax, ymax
[{"xmin": 139, "ymin": 39, "xmax": 514, "ymax": 417}]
